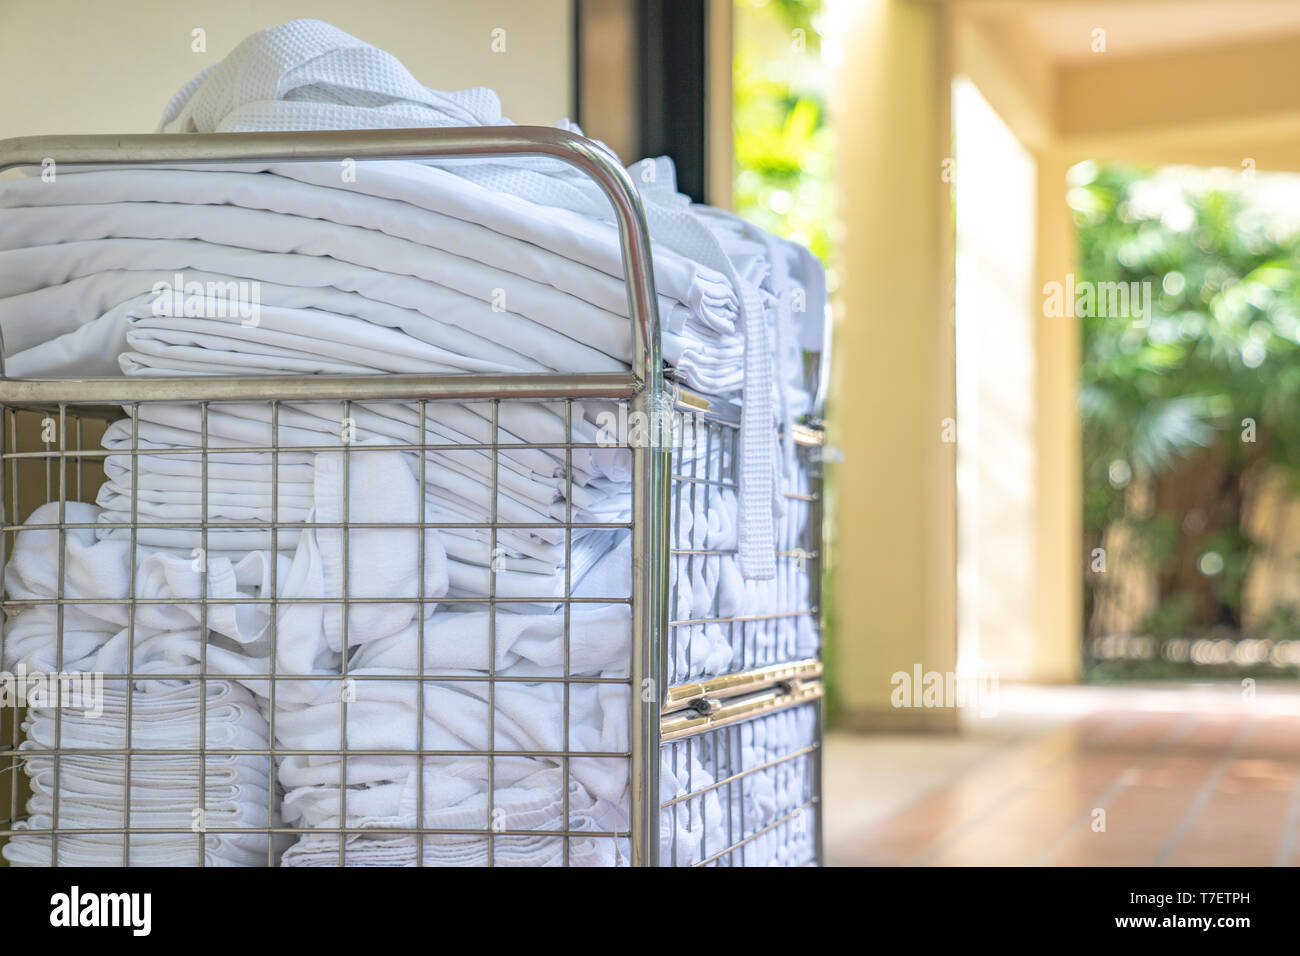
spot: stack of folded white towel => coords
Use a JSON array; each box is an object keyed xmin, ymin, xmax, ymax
[
  {"xmin": 660, "ymin": 703, "xmax": 818, "ymax": 867},
  {"xmin": 667, "ymin": 437, "xmax": 819, "ymax": 684},
  {"xmin": 0, "ymin": 19, "xmax": 827, "ymax": 866},
  {"xmin": 1, "ymin": 502, "xmax": 285, "ymax": 866},
  {"xmin": 3, "ymin": 680, "xmax": 279, "ymax": 867}
]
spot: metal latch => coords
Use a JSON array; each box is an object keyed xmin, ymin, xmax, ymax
[{"xmin": 689, "ymin": 696, "xmax": 722, "ymax": 716}]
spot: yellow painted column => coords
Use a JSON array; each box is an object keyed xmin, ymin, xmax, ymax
[
  {"xmin": 1032, "ymin": 148, "xmax": 1083, "ymax": 682},
  {"xmin": 828, "ymin": 0, "xmax": 957, "ymax": 730}
]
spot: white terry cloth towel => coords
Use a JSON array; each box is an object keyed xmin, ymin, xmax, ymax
[
  {"xmin": 271, "ymin": 673, "xmax": 631, "ymax": 866},
  {"xmin": 2, "ymin": 678, "xmax": 283, "ymax": 867},
  {"xmin": 349, "ymin": 602, "xmax": 632, "ymax": 677},
  {"xmin": 660, "ymin": 703, "xmax": 818, "ymax": 867},
  {"xmin": 659, "ymin": 750, "xmax": 726, "ymax": 867},
  {"xmin": 2, "ymin": 450, "xmax": 454, "ymax": 703}
]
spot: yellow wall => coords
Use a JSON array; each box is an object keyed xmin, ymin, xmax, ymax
[
  {"xmin": 953, "ymin": 78, "xmax": 1040, "ymax": 682},
  {"xmin": 0, "ymin": 0, "xmax": 573, "ymax": 137},
  {"xmin": 829, "ymin": 0, "xmax": 958, "ymax": 728},
  {"xmin": 1030, "ymin": 147, "xmax": 1083, "ymax": 682}
]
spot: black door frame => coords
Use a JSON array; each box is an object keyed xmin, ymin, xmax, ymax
[{"xmin": 574, "ymin": 0, "xmax": 709, "ymax": 204}]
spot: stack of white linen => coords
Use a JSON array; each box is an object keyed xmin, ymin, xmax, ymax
[
  {"xmin": 0, "ymin": 177, "xmax": 742, "ymax": 389},
  {"xmin": 660, "ymin": 703, "xmax": 819, "ymax": 867},
  {"xmin": 0, "ymin": 18, "xmax": 830, "ymax": 576},
  {"xmin": 1, "ymin": 504, "xmax": 282, "ymax": 866},
  {"xmin": 3, "ymin": 682, "xmax": 279, "ymax": 867},
  {"xmin": 665, "ymin": 437, "xmax": 820, "ymax": 684}
]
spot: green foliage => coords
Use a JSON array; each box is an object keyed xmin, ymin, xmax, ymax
[
  {"xmin": 1078, "ymin": 164, "xmax": 1300, "ymax": 492},
  {"xmin": 1140, "ymin": 593, "xmax": 1198, "ymax": 640},
  {"xmin": 733, "ymin": 0, "xmax": 834, "ymax": 265},
  {"xmin": 1077, "ymin": 162, "xmax": 1300, "ymax": 638},
  {"xmin": 1262, "ymin": 602, "xmax": 1300, "ymax": 641}
]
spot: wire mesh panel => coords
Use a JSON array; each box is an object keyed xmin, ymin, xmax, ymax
[
  {"xmin": 0, "ymin": 125, "xmax": 829, "ymax": 868},
  {"xmin": 659, "ymin": 697, "xmax": 821, "ymax": 867},
  {"xmin": 666, "ymin": 407, "xmax": 822, "ymax": 687},
  {"xmin": 0, "ymin": 394, "xmax": 639, "ymax": 866}
]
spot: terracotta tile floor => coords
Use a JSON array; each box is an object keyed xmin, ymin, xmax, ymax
[{"xmin": 824, "ymin": 682, "xmax": 1300, "ymax": 866}]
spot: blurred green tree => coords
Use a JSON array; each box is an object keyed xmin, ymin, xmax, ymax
[
  {"xmin": 1075, "ymin": 162, "xmax": 1300, "ymax": 650},
  {"xmin": 733, "ymin": 0, "xmax": 834, "ymax": 267}
]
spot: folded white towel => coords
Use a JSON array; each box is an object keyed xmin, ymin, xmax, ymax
[
  {"xmin": 3, "ymin": 678, "xmax": 282, "ymax": 867},
  {"xmin": 660, "ymin": 703, "xmax": 818, "ymax": 866},
  {"xmin": 280, "ymin": 829, "xmax": 621, "ymax": 867}
]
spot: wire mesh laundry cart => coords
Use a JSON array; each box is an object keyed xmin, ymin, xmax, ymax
[{"xmin": 0, "ymin": 127, "xmax": 826, "ymax": 867}]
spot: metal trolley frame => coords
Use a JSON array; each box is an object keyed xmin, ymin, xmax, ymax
[{"xmin": 0, "ymin": 127, "xmax": 824, "ymax": 867}]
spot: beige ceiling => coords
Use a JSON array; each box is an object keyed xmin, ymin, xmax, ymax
[{"xmin": 1023, "ymin": 0, "xmax": 1300, "ymax": 62}]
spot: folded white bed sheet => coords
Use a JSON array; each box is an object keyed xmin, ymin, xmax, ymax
[
  {"xmin": 0, "ymin": 268, "xmax": 556, "ymax": 379},
  {"xmin": 0, "ymin": 170, "xmax": 736, "ymax": 339},
  {"xmin": 0, "ymin": 196, "xmax": 748, "ymax": 395},
  {"xmin": 89, "ymin": 397, "xmax": 639, "ymax": 614},
  {"xmin": 97, "ymin": 394, "xmax": 627, "ymax": 485},
  {"xmin": 0, "ymin": 203, "xmax": 726, "ymax": 368}
]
